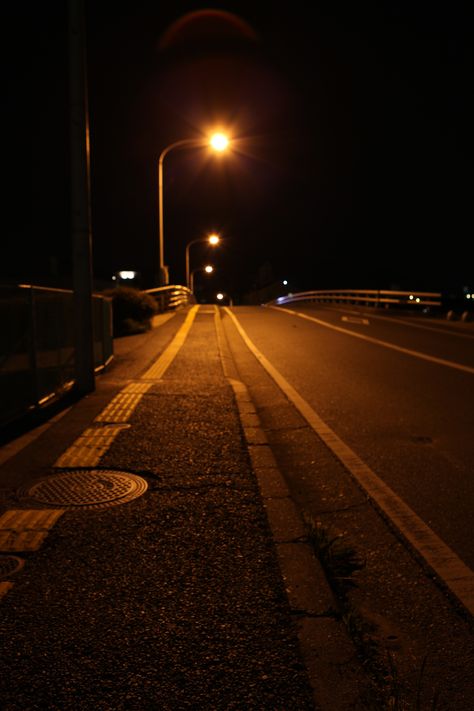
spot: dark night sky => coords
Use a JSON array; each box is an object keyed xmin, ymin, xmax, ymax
[{"xmin": 3, "ymin": 1, "xmax": 472, "ymax": 300}]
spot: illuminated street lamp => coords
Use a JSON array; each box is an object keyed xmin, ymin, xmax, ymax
[
  {"xmin": 190, "ymin": 264, "xmax": 214, "ymax": 293},
  {"xmin": 157, "ymin": 133, "xmax": 229, "ymax": 286},
  {"xmin": 185, "ymin": 233, "xmax": 220, "ymax": 289},
  {"xmin": 216, "ymin": 291, "xmax": 233, "ymax": 306}
]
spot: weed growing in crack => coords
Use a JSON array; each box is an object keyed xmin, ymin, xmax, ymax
[
  {"xmin": 303, "ymin": 514, "xmax": 365, "ymax": 601},
  {"xmin": 303, "ymin": 513, "xmax": 441, "ymax": 710}
]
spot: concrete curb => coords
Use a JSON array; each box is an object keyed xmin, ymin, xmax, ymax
[{"xmin": 215, "ymin": 310, "xmax": 362, "ymax": 709}]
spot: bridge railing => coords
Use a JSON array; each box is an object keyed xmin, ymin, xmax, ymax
[
  {"xmin": 269, "ymin": 289, "xmax": 442, "ymax": 309},
  {"xmin": 145, "ymin": 284, "xmax": 195, "ymax": 312},
  {"xmin": 0, "ymin": 284, "xmax": 113, "ymax": 428}
]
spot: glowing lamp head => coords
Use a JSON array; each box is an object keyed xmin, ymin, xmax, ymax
[
  {"xmin": 209, "ymin": 133, "xmax": 229, "ymax": 151},
  {"xmin": 208, "ymin": 234, "xmax": 220, "ymax": 245},
  {"xmin": 216, "ymin": 293, "xmax": 224, "ymax": 301},
  {"xmin": 204, "ymin": 265, "xmax": 214, "ymax": 274}
]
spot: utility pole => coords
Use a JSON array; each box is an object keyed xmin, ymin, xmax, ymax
[{"xmin": 69, "ymin": 0, "xmax": 95, "ymax": 394}]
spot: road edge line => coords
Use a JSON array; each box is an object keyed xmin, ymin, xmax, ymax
[{"xmin": 225, "ymin": 307, "xmax": 474, "ymax": 620}]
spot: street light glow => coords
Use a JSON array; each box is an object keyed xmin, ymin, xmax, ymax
[
  {"xmin": 209, "ymin": 133, "xmax": 229, "ymax": 151},
  {"xmin": 216, "ymin": 293, "xmax": 224, "ymax": 301},
  {"xmin": 204, "ymin": 265, "xmax": 214, "ymax": 273},
  {"xmin": 208, "ymin": 233, "xmax": 220, "ymax": 245}
]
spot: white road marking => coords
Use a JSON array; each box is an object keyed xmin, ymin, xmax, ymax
[
  {"xmin": 226, "ymin": 307, "xmax": 474, "ymax": 618},
  {"xmin": 341, "ymin": 316, "xmax": 369, "ymax": 325},
  {"xmin": 270, "ymin": 306, "xmax": 474, "ymax": 375}
]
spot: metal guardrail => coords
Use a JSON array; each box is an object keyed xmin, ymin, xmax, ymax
[
  {"xmin": 269, "ymin": 289, "xmax": 442, "ymax": 309},
  {"xmin": 145, "ymin": 284, "xmax": 195, "ymax": 312},
  {"xmin": 0, "ymin": 284, "xmax": 113, "ymax": 427}
]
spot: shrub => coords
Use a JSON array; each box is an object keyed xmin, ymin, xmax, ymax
[{"xmin": 103, "ymin": 287, "xmax": 158, "ymax": 336}]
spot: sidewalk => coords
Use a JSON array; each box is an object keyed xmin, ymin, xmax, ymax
[{"xmin": 0, "ymin": 306, "xmax": 327, "ymax": 710}]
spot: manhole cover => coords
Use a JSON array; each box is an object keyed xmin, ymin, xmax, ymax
[
  {"xmin": 24, "ymin": 470, "xmax": 148, "ymax": 510},
  {"xmin": 0, "ymin": 555, "xmax": 24, "ymax": 579}
]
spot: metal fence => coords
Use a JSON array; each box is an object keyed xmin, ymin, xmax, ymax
[
  {"xmin": 145, "ymin": 284, "xmax": 195, "ymax": 311},
  {"xmin": 0, "ymin": 285, "xmax": 113, "ymax": 427},
  {"xmin": 269, "ymin": 289, "xmax": 442, "ymax": 309}
]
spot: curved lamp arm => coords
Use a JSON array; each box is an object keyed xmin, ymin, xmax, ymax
[{"xmin": 158, "ymin": 138, "xmax": 204, "ymax": 284}]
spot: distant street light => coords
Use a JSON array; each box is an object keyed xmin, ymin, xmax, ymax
[
  {"xmin": 216, "ymin": 291, "xmax": 233, "ymax": 306},
  {"xmin": 158, "ymin": 133, "xmax": 230, "ymax": 286},
  {"xmin": 190, "ymin": 264, "xmax": 214, "ymax": 293},
  {"xmin": 185, "ymin": 233, "xmax": 220, "ymax": 289}
]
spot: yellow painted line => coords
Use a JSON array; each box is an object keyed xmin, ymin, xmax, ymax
[
  {"xmin": 226, "ymin": 307, "xmax": 474, "ymax": 618},
  {"xmin": 141, "ymin": 305, "xmax": 199, "ymax": 380},
  {"xmin": 270, "ymin": 306, "xmax": 474, "ymax": 375},
  {"xmin": 0, "ymin": 509, "xmax": 64, "ymax": 552},
  {"xmin": 54, "ymin": 425, "xmax": 129, "ymax": 468}
]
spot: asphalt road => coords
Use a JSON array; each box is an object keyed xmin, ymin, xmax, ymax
[{"xmin": 226, "ymin": 304, "xmax": 474, "ymax": 571}]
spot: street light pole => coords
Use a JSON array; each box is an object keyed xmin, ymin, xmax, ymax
[
  {"xmin": 190, "ymin": 265, "xmax": 214, "ymax": 294},
  {"xmin": 158, "ymin": 138, "xmax": 201, "ymax": 287},
  {"xmin": 185, "ymin": 234, "xmax": 220, "ymax": 289},
  {"xmin": 157, "ymin": 133, "xmax": 229, "ymax": 287},
  {"xmin": 69, "ymin": 0, "xmax": 95, "ymax": 395}
]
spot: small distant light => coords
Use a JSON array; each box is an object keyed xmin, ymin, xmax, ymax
[
  {"xmin": 112, "ymin": 275, "xmax": 117, "ymax": 281},
  {"xmin": 466, "ymin": 294, "xmax": 471, "ymax": 299},
  {"xmin": 209, "ymin": 234, "xmax": 220, "ymax": 245},
  {"xmin": 283, "ymin": 280, "xmax": 288, "ymax": 286},
  {"xmin": 204, "ymin": 265, "xmax": 213, "ymax": 274},
  {"xmin": 415, "ymin": 297, "xmax": 421, "ymax": 303},
  {"xmin": 409, "ymin": 295, "xmax": 414, "ymax": 300},
  {"xmin": 118, "ymin": 270, "xmax": 137, "ymax": 280},
  {"xmin": 216, "ymin": 293, "xmax": 224, "ymax": 301}
]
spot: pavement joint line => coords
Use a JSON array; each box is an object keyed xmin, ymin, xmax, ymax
[
  {"xmin": 225, "ymin": 306, "xmax": 474, "ymax": 619},
  {"xmin": 269, "ymin": 305, "xmax": 474, "ymax": 375}
]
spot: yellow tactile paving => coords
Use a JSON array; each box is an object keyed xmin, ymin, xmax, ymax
[
  {"xmin": 0, "ymin": 509, "xmax": 65, "ymax": 552},
  {"xmin": 94, "ymin": 392, "xmax": 145, "ymax": 423},
  {"xmin": 54, "ymin": 425, "xmax": 129, "ymax": 468},
  {"xmin": 122, "ymin": 382, "xmax": 153, "ymax": 394},
  {"xmin": 141, "ymin": 305, "xmax": 198, "ymax": 380}
]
